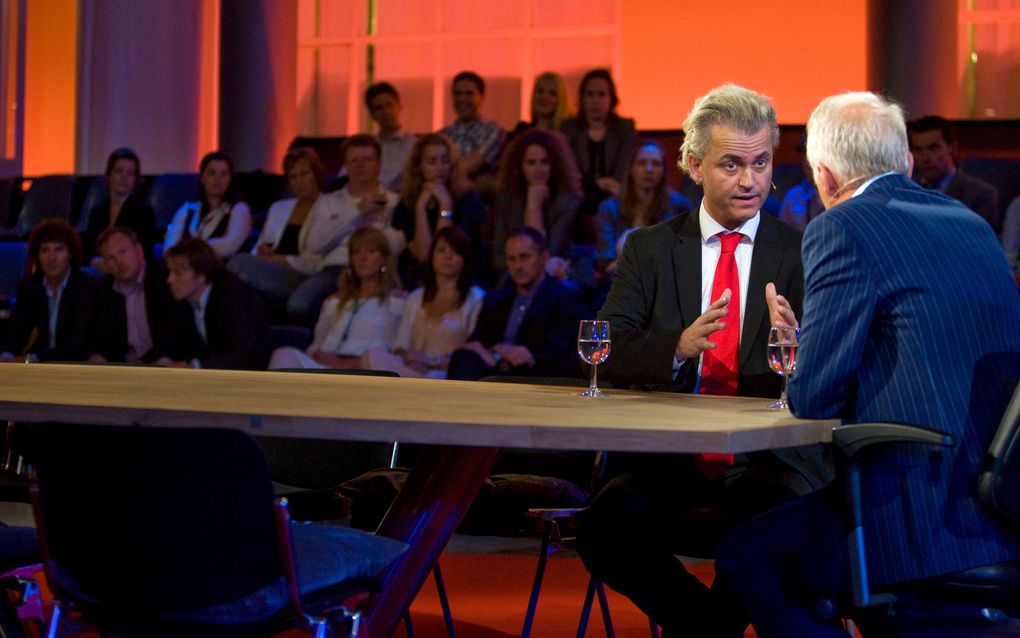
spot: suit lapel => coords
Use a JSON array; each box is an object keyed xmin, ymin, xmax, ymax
[
  {"xmin": 671, "ymin": 214, "xmax": 702, "ymax": 329},
  {"xmin": 741, "ymin": 217, "xmax": 780, "ymax": 368}
]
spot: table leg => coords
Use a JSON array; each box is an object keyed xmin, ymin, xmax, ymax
[{"xmin": 361, "ymin": 445, "xmax": 500, "ymax": 638}]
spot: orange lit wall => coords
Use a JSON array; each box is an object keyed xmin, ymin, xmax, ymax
[
  {"xmin": 620, "ymin": 0, "xmax": 868, "ymax": 128},
  {"xmin": 23, "ymin": 0, "xmax": 76, "ymax": 175}
]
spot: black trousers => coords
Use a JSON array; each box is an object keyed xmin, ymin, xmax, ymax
[{"xmin": 574, "ymin": 452, "xmax": 805, "ymax": 638}]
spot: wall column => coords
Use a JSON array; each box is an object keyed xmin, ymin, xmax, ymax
[
  {"xmin": 218, "ymin": 0, "xmax": 296, "ymax": 173},
  {"xmin": 868, "ymin": 0, "xmax": 959, "ymax": 118}
]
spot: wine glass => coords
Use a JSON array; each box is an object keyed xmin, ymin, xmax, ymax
[
  {"xmin": 577, "ymin": 320, "xmax": 611, "ymax": 397},
  {"xmin": 766, "ymin": 326, "xmax": 799, "ymax": 410}
]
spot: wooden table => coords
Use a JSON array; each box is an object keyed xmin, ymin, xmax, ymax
[{"xmin": 0, "ymin": 364, "xmax": 838, "ymax": 637}]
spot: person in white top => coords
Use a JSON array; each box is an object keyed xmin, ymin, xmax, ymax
[
  {"xmin": 362, "ymin": 227, "xmax": 485, "ymax": 378},
  {"xmin": 164, "ymin": 151, "xmax": 253, "ymax": 259},
  {"xmin": 228, "ymin": 141, "xmax": 403, "ymax": 325},
  {"xmin": 269, "ymin": 226, "xmax": 406, "ymax": 370}
]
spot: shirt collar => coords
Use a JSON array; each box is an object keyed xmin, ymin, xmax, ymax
[
  {"xmin": 192, "ymin": 283, "xmax": 212, "ymax": 312},
  {"xmin": 853, "ymin": 171, "xmax": 902, "ymax": 198},
  {"xmin": 44, "ymin": 270, "xmax": 71, "ymax": 296},
  {"xmin": 698, "ymin": 202, "xmax": 760, "ymax": 244}
]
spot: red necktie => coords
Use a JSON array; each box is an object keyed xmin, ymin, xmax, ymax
[{"xmin": 695, "ymin": 231, "xmax": 742, "ymax": 478}]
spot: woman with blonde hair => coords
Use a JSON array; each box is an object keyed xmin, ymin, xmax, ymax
[
  {"xmin": 391, "ymin": 133, "xmax": 487, "ymax": 285},
  {"xmin": 268, "ymin": 226, "xmax": 405, "ymax": 370},
  {"xmin": 510, "ymin": 72, "xmax": 573, "ymax": 140}
]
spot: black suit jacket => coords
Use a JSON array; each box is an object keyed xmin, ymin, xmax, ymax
[
  {"xmin": 599, "ymin": 211, "xmax": 804, "ymax": 397},
  {"xmin": 598, "ymin": 211, "xmax": 829, "ymax": 491},
  {"xmin": 82, "ymin": 194, "xmax": 158, "ymax": 261},
  {"xmin": 104, "ymin": 260, "xmax": 176, "ymax": 362},
  {"xmin": 5, "ymin": 269, "xmax": 127, "ymax": 362},
  {"xmin": 469, "ymin": 275, "xmax": 590, "ymax": 378},
  {"xmin": 157, "ymin": 270, "xmax": 272, "ymax": 370}
]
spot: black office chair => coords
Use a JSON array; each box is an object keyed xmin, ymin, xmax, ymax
[
  {"xmin": 0, "ymin": 175, "xmax": 75, "ymax": 240},
  {"xmin": 28, "ymin": 423, "xmax": 406, "ymax": 638},
  {"xmin": 827, "ymin": 378, "xmax": 1020, "ymax": 637}
]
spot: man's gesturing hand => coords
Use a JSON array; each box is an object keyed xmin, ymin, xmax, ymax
[{"xmin": 675, "ymin": 289, "xmax": 732, "ymax": 361}]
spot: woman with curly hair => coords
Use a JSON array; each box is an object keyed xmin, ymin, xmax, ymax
[{"xmin": 491, "ymin": 128, "xmax": 581, "ymax": 273}]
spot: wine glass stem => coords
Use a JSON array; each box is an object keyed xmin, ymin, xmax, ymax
[
  {"xmin": 590, "ymin": 362, "xmax": 598, "ymax": 393},
  {"xmin": 780, "ymin": 373, "xmax": 789, "ymax": 404}
]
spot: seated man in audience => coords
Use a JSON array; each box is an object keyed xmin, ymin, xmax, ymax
[
  {"xmin": 778, "ymin": 133, "xmax": 824, "ymax": 230},
  {"xmin": 157, "ymin": 238, "xmax": 271, "ymax": 370},
  {"xmin": 909, "ymin": 114, "xmax": 1000, "ymax": 233},
  {"xmin": 440, "ymin": 71, "xmax": 506, "ymax": 190},
  {"xmin": 1, "ymin": 220, "xmax": 126, "ymax": 363},
  {"xmin": 716, "ymin": 92, "xmax": 1020, "ymax": 638},
  {"xmin": 96, "ymin": 226, "xmax": 175, "ymax": 363},
  {"xmin": 575, "ymin": 84, "xmax": 830, "ymax": 638},
  {"xmin": 447, "ymin": 227, "xmax": 586, "ymax": 380},
  {"xmin": 365, "ymin": 81, "xmax": 416, "ymax": 192}
]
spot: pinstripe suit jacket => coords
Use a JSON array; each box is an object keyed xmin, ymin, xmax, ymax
[{"xmin": 789, "ymin": 172, "xmax": 1020, "ymax": 585}]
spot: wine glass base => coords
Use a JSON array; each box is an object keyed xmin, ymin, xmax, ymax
[
  {"xmin": 768, "ymin": 399, "xmax": 789, "ymax": 410},
  {"xmin": 579, "ymin": 387, "xmax": 605, "ymax": 398}
]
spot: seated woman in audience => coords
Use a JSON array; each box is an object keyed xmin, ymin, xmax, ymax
[
  {"xmin": 81, "ymin": 148, "xmax": 157, "ymax": 265},
  {"xmin": 559, "ymin": 69, "xmax": 638, "ymax": 214},
  {"xmin": 391, "ymin": 134, "xmax": 487, "ymax": 286},
  {"xmin": 228, "ymin": 147, "xmax": 356, "ymax": 325},
  {"xmin": 596, "ymin": 140, "xmax": 691, "ymax": 273},
  {"xmin": 268, "ymin": 226, "xmax": 405, "ymax": 370},
  {"xmin": 509, "ymin": 72, "xmax": 573, "ymax": 140},
  {"xmin": 362, "ymin": 227, "xmax": 484, "ymax": 378},
  {"xmin": 492, "ymin": 129, "xmax": 582, "ymax": 277},
  {"xmin": 164, "ymin": 151, "xmax": 252, "ymax": 259}
]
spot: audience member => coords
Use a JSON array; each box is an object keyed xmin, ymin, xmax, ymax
[
  {"xmin": 777, "ymin": 134, "xmax": 824, "ymax": 231},
  {"xmin": 595, "ymin": 140, "xmax": 692, "ymax": 273},
  {"xmin": 491, "ymin": 129, "xmax": 582, "ymax": 276},
  {"xmin": 1002, "ymin": 194, "xmax": 1020, "ymax": 281},
  {"xmin": 560, "ymin": 69, "xmax": 638, "ymax": 214},
  {"xmin": 156, "ymin": 238, "xmax": 271, "ymax": 370},
  {"xmin": 164, "ymin": 151, "xmax": 252, "ymax": 259},
  {"xmin": 269, "ymin": 226, "xmax": 406, "ymax": 370},
  {"xmin": 716, "ymin": 91, "xmax": 1020, "ymax": 638},
  {"xmin": 508, "ymin": 72, "xmax": 573, "ymax": 139},
  {"xmin": 447, "ymin": 227, "xmax": 587, "ymax": 381},
  {"xmin": 1, "ymin": 220, "xmax": 126, "ymax": 363},
  {"xmin": 909, "ymin": 114, "xmax": 1000, "ymax": 232},
  {"xmin": 229, "ymin": 142, "xmax": 401, "ymax": 325},
  {"xmin": 97, "ymin": 226, "xmax": 175, "ymax": 363},
  {"xmin": 362, "ymin": 227, "xmax": 485, "ymax": 378},
  {"xmin": 576, "ymin": 84, "xmax": 828, "ymax": 638},
  {"xmin": 81, "ymin": 148, "xmax": 157, "ymax": 265},
  {"xmin": 439, "ymin": 71, "xmax": 506, "ymax": 184},
  {"xmin": 392, "ymin": 133, "xmax": 487, "ymax": 286},
  {"xmin": 365, "ymin": 82, "xmax": 417, "ymax": 192}
]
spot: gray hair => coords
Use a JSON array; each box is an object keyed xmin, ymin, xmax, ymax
[
  {"xmin": 805, "ymin": 92, "xmax": 910, "ymax": 184},
  {"xmin": 679, "ymin": 84, "xmax": 779, "ymax": 175}
]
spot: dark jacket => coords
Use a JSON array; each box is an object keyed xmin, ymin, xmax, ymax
[
  {"xmin": 104, "ymin": 260, "xmax": 176, "ymax": 363},
  {"xmin": 156, "ymin": 270, "xmax": 272, "ymax": 370},
  {"xmin": 5, "ymin": 269, "xmax": 127, "ymax": 362},
  {"xmin": 82, "ymin": 193, "xmax": 158, "ymax": 261}
]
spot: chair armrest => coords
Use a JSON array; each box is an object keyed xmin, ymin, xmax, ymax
[{"xmin": 832, "ymin": 423, "xmax": 955, "ymax": 460}]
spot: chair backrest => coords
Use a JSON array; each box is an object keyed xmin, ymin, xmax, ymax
[
  {"xmin": 145, "ymin": 173, "xmax": 197, "ymax": 231},
  {"xmin": 31, "ymin": 423, "xmax": 284, "ymax": 614},
  {"xmin": 0, "ymin": 241, "xmax": 27, "ymax": 301},
  {"xmin": 14, "ymin": 175, "xmax": 75, "ymax": 235},
  {"xmin": 978, "ymin": 379, "xmax": 1020, "ymax": 527},
  {"xmin": 73, "ymin": 176, "xmax": 108, "ymax": 233}
]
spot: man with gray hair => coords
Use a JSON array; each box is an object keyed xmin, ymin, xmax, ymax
[
  {"xmin": 715, "ymin": 92, "xmax": 1020, "ymax": 636},
  {"xmin": 575, "ymin": 84, "xmax": 828, "ymax": 637}
]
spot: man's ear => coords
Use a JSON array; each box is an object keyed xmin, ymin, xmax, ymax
[
  {"xmin": 687, "ymin": 154, "xmax": 703, "ymax": 185},
  {"xmin": 906, "ymin": 152, "xmax": 915, "ymax": 178},
  {"xmin": 815, "ymin": 163, "xmax": 838, "ymax": 198}
]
